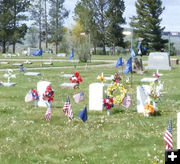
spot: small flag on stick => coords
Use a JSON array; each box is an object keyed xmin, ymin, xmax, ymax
[
  {"xmin": 73, "ymin": 92, "xmax": 84, "ymax": 103},
  {"xmin": 115, "ymin": 57, "xmax": 123, "ymax": 67},
  {"xmin": 63, "ymin": 97, "xmax": 73, "ymax": 120},
  {"xmin": 163, "ymin": 121, "xmax": 173, "ymax": 149},
  {"xmin": 78, "ymin": 106, "xmax": 88, "ymax": 122}
]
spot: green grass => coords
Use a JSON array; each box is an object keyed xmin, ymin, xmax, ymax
[
  {"xmin": 0, "ymin": 61, "xmax": 180, "ymax": 163},
  {"xmin": 0, "ymin": 61, "xmax": 109, "ymax": 69}
]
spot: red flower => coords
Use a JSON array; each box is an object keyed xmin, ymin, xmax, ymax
[
  {"xmin": 106, "ymin": 103, "xmax": 111, "ymax": 110},
  {"xmin": 74, "ymin": 72, "xmax": 80, "ymax": 77},
  {"xmin": 103, "ymin": 99, "xmax": 106, "ymax": 104},
  {"xmin": 109, "ymin": 98, "xmax": 113, "ymax": 103}
]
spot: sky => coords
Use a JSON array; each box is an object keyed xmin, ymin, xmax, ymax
[{"xmin": 64, "ymin": 0, "xmax": 180, "ymax": 32}]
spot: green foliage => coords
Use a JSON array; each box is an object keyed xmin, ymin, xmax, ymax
[
  {"xmin": 76, "ymin": 42, "xmax": 91, "ymax": 62},
  {"xmin": 106, "ymin": 0, "xmax": 126, "ymax": 52},
  {"xmin": 49, "ymin": 0, "xmax": 69, "ymax": 54},
  {"xmin": 130, "ymin": 0, "xmax": 167, "ymax": 51},
  {"xmin": 164, "ymin": 42, "xmax": 176, "ymax": 56},
  {"xmin": 75, "ymin": 0, "xmax": 126, "ymax": 55}
]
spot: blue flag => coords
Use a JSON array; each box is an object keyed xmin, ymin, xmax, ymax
[
  {"xmin": 131, "ymin": 49, "xmax": 136, "ymax": 58},
  {"xmin": 137, "ymin": 41, "xmax": 142, "ymax": 50},
  {"xmin": 78, "ymin": 107, "xmax": 87, "ymax": 122},
  {"xmin": 69, "ymin": 49, "xmax": 74, "ymax": 60},
  {"xmin": 124, "ymin": 57, "xmax": 132, "ymax": 74},
  {"xmin": 115, "ymin": 57, "xmax": 123, "ymax": 67},
  {"xmin": 20, "ymin": 66, "xmax": 24, "ymax": 72}
]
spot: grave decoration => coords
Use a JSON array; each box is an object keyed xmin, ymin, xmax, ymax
[
  {"xmin": 143, "ymin": 79, "xmax": 164, "ymax": 117},
  {"xmin": 97, "ymin": 73, "xmax": 106, "ymax": 82},
  {"xmin": 104, "ymin": 82, "xmax": 128, "ymax": 115},
  {"xmin": 69, "ymin": 72, "xmax": 83, "ymax": 88},
  {"xmin": 2, "ymin": 69, "xmax": 16, "ymax": 87},
  {"xmin": 43, "ymin": 85, "xmax": 54, "ymax": 121},
  {"xmin": 25, "ymin": 89, "xmax": 39, "ymax": 107},
  {"xmin": 112, "ymin": 72, "xmax": 122, "ymax": 83},
  {"xmin": 63, "ymin": 97, "xmax": 73, "ymax": 120}
]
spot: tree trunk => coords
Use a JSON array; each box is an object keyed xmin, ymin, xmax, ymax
[
  {"xmin": 39, "ymin": 0, "xmax": 42, "ymax": 49},
  {"xmin": 55, "ymin": 41, "xmax": 58, "ymax": 54},
  {"xmin": 45, "ymin": 0, "xmax": 48, "ymax": 49},
  {"xmin": 103, "ymin": 44, "xmax": 106, "ymax": 55},
  {"xmin": 2, "ymin": 41, "xmax": 6, "ymax": 53},
  {"xmin": 13, "ymin": 42, "xmax": 16, "ymax": 54},
  {"xmin": 93, "ymin": 43, "xmax": 96, "ymax": 55}
]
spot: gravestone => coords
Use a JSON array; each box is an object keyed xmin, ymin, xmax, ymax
[
  {"xmin": 60, "ymin": 83, "xmax": 78, "ymax": 89},
  {"xmin": 57, "ymin": 53, "xmax": 66, "ymax": 57},
  {"xmin": 133, "ymin": 58, "xmax": 143, "ymax": 73},
  {"xmin": 24, "ymin": 72, "xmax": 41, "ymax": 76},
  {"xmin": 89, "ymin": 83, "xmax": 104, "ymax": 111},
  {"xmin": 24, "ymin": 60, "xmax": 32, "ymax": 64},
  {"xmin": 61, "ymin": 74, "xmax": 73, "ymax": 78},
  {"xmin": 13, "ymin": 63, "xmax": 23, "ymax": 66},
  {"xmin": 37, "ymin": 81, "xmax": 51, "ymax": 107},
  {"xmin": 146, "ymin": 52, "xmax": 171, "ymax": 70},
  {"xmin": 0, "ymin": 62, "xmax": 9, "ymax": 65},
  {"xmin": 141, "ymin": 77, "xmax": 157, "ymax": 83},
  {"xmin": 137, "ymin": 85, "xmax": 150, "ymax": 113}
]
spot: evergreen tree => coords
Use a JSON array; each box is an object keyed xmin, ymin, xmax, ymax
[
  {"xmin": 30, "ymin": 0, "xmax": 44, "ymax": 49},
  {"xmin": 106, "ymin": 0, "xmax": 126, "ymax": 54},
  {"xmin": 0, "ymin": 0, "xmax": 14, "ymax": 53},
  {"xmin": 10, "ymin": 0, "xmax": 30, "ymax": 53},
  {"xmin": 49, "ymin": 0, "xmax": 68, "ymax": 54},
  {"xmin": 130, "ymin": 0, "xmax": 167, "ymax": 51}
]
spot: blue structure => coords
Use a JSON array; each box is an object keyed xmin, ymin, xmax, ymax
[{"xmin": 32, "ymin": 48, "xmax": 43, "ymax": 56}]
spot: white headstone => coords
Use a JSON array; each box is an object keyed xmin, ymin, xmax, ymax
[
  {"xmin": 60, "ymin": 83, "xmax": 78, "ymax": 89},
  {"xmin": 13, "ymin": 63, "xmax": 23, "ymax": 66},
  {"xmin": 37, "ymin": 81, "xmax": 51, "ymax": 107},
  {"xmin": 146, "ymin": 52, "xmax": 171, "ymax": 70},
  {"xmin": 177, "ymin": 112, "xmax": 180, "ymax": 149},
  {"xmin": 24, "ymin": 72, "xmax": 41, "ymax": 76},
  {"xmin": 141, "ymin": 78, "xmax": 157, "ymax": 83},
  {"xmin": 137, "ymin": 85, "xmax": 150, "ymax": 113},
  {"xmin": 89, "ymin": 83, "xmax": 104, "ymax": 111},
  {"xmin": 57, "ymin": 53, "xmax": 66, "ymax": 57},
  {"xmin": 61, "ymin": 74, "xmax": 73, "ymax": 78}
]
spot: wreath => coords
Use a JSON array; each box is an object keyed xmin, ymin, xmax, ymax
[{"xmin": 106, "ymin": 83, "xmax": 127, "ymax": 105}]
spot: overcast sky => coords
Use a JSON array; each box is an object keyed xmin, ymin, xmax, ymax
[{"xmin": 64, "ymin": 0, "xmax": 180, "ymax": 32}]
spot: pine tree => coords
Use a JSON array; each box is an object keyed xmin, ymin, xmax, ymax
[
  {"xmin": 0, "ymin": 0, "xmax": 14, "ymax": 53},
  {"xmin": 11, "ymin": 0, "xmax": 30, "ymax": 53},
  {"xmin": 30, "ymin": 0, "xmax": 44, "ymax": 49},
  {"xmin": 106, "ymin": 0, "xmax": 126, "ymax": 54},
  {"xmin": 49, "ymin": 0, "xmax": 68, "ymax": 54},
  {"xmin": 130, "ymin": 0, "xmax": 167, "ymax": 51}
]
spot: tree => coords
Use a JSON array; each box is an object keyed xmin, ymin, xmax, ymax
[
  {"xmin": 49, "ymin": 0, "xmax": 68, "ymax": 54},
  {"xmin": 10, "ymin": 0, "xmax": 30, "ymax": 53},
  {"xmin": 130, "ymin": 0, "xmax": 167, "ymax": 51},
  {"xmin": 0, "ymin": 0, "xmax": 14, "ymax": 53},
  {"xmin": 30, "ymin": 0, "xmax": 44, "ymax": 49},
  {"xmin": 75, "ymin": 0, "xmax": 109, "ymax": 55},
  {"xmin": 106, "ymin": 0, "xmax": 126, "ymax": 54}
]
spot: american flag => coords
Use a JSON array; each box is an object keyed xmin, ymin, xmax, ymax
[
  {"xmin": 163, "ymin": 121, "xmax": 173, "ymax": 149},
  {"xmin": 63, "ymin": 97, "xmax": 73, "ymax": 120},
  {"xmin": 73, "ymin": 92, "xmax": 84, "ymax": 103}
]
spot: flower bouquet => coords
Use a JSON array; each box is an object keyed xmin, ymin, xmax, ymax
[
  {"xmin": 103, "ymin": 96, "xmax": 114, "ymax": 115},
  {"xmin": 70, "ymin": 72, "xmax": 83, "ymax": 88},
  {"xmin": 112, "ymin": 72, "xmax": 122, "ymax": 83}
]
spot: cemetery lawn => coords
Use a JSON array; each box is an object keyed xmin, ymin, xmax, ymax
[
  {"xmin": 0, "ymin": 63, "xmax": 180, "ymax": 164},
  {"xmin": 0, "ymin": 61, "xmax": 109, "ymax": 69}
]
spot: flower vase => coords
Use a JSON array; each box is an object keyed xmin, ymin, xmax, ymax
[{"xmin": 107, "ymin": 110, "xmax": 110, "ymax": 116}]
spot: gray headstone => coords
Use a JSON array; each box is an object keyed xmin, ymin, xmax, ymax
[{"xmin": 146, "ymin": 52, "xmax": 171, "ymax": 70}]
